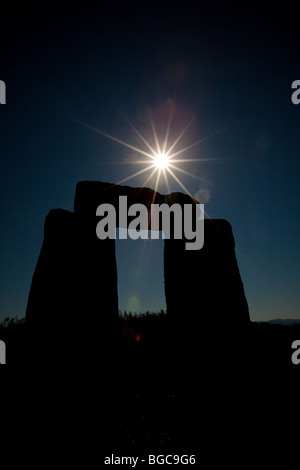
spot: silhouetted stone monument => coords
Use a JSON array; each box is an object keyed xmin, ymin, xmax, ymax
[
  {"xmin": 26, "ymin": 180, "xmax": 249, "ymax": 364},
  {"xmin": 24, "ymin": 180, "xmax": 251, "ymax": 452}
]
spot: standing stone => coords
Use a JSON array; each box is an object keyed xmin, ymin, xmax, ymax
[
  {"xmin": 164, "ymin": 216, "xmax": 250, "ymax": 373},
  {"xmin": 164, "ymin": 217, "xmax": 251, "ymax": 433},
  {"xmin": 164, "ymin": 218, "xmax": 249, "ymax": 328},
  {"xmin": 25, "ymin": 208, "xmax": 118, "ymax": 364}
]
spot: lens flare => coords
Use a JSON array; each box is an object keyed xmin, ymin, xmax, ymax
[
  {"xmin": 71, "ymin": 102, "xmax": 228, "ymax": 202},
  {"xmin": 154, "ymin": 152, "xmax": 169, "ymax": 169}
]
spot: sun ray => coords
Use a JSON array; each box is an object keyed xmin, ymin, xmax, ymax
[
  {"xmin": 119, "ymin": 111, "xmax": 158, "ymax": 156},
  {"xmin": 116, "ymin": 163, "xmax": 156, "ymax": 186},
  {"xmin": 162, "ymin": 101, "xmax": 175, "ymax": 154},
  {"xmin": 168, "ymin": 139, "xmax": 208, "ymax": 160},
  {"xmin": 168, "ymin": 126, "xmax": 230, "ymax": 160},
  {"xmin": 165, "ymin": 118, "xmax": 194, "ymax": 157},
  {"xmin": 152, "ymin": 169, "xmax": 161, "ymax": 204},
  {"xmin": 169, "ymin": 157, "xmax": 222, "ymax": 163},
  {"xmin": 129, "ymin": 166, "xmax": 159, "ymax": 215},
  {"xmin": 71, "ymin": 117, "xmax": 156, "ymax": 160},
  {"xmin": 168, "ymin": 163, "xmax": 208, "ymax": 181},
  {"xmin": 104, "ymin": 160, "xmax": 159, "ymax": 165},
  {"xmin": 141, "ymin": 166, "xmax": 158, "ymax": 188},
  {"xmin": 162, "ymin": 168, "xmax": 171, "ymax": 194},
  {"xmin": 166, "ymin": 167, "xmax": 193, "ymax": 198},
  {"xmin": 150, "ymin": 119, "xmax": 161, "ymax": 154}
]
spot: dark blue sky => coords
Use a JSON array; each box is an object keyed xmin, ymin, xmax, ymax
[{"xmin": 0, "ymin": 1, "xmax": 299, "ymax": 321}]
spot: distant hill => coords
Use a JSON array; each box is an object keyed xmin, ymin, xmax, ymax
[{"xmin": 261, "ymin": 318, "xmax": 300, "ymax": 326}]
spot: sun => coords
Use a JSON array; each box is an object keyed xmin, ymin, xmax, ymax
[
  {"xmin": 71, "ymin": 102, "xmax": 223, "ymax": 200},
  {"xmin": 154, "ymin": 152, "xmax": 169, "ymax": 169}
]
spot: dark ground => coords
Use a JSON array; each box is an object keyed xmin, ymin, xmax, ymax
[{"xmin": 1, "ymin": 315, "xmax": 300, "ymax": 464}]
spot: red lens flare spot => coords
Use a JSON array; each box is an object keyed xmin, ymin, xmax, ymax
[{"xmin": 135, "ymin": 332, "xmax": 141, "ymax": 342}]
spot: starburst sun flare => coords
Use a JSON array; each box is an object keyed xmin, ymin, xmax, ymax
[
  {"xmin": 154, "ymin": 152, "xmax": 169, "ymax": 170},
  {"xmin": 72, "ymin": 103, "xmax": 224, "ymax": 200}
]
